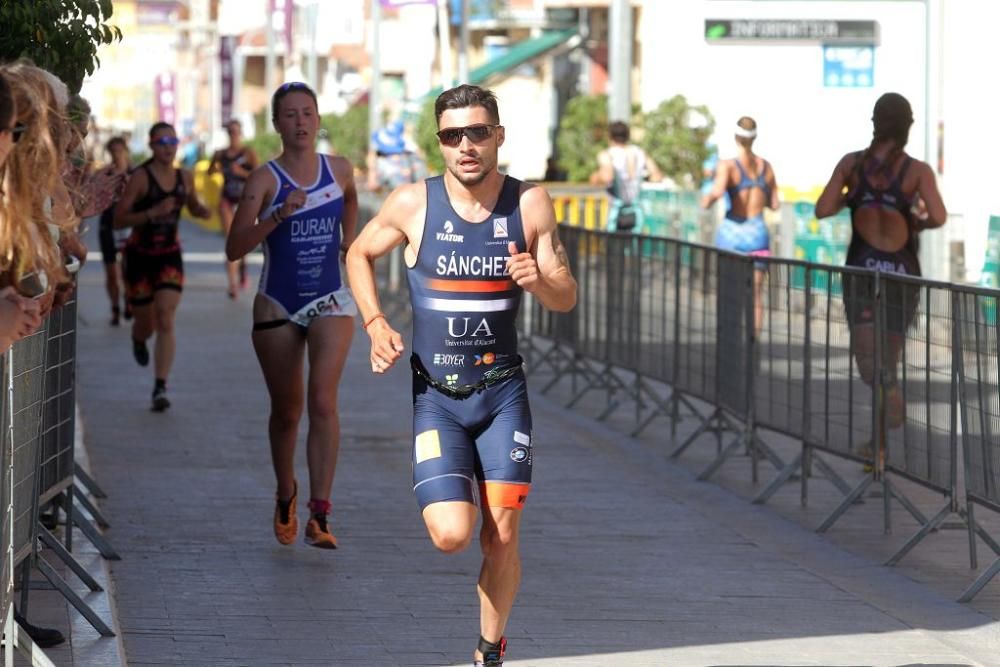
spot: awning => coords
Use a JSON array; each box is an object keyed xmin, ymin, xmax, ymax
[{"xmin": 423, "ymin": 28, "xmax": 580, "ymax": 100}]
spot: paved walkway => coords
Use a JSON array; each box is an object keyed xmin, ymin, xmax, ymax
[{"xmin": 61, "ymin": 222, "xmax": 1000, "ymax": 665}]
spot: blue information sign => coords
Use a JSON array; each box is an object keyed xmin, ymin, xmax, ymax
[{"xmin": 823, "ymin": 46, "xmax": 874, "ymax": 88}]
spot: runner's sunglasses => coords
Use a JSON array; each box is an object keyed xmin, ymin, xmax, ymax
[
  {"xmin": 436, "ymin": 124, "xmax": 500, "ymax": 147},
  {"xmin": 151, "ymin": 136, "xmax": 180, "ymax": 146}
]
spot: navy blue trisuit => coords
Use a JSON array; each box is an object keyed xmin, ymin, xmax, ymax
[
  {"xmin": 842, "ymin": 152, "xmax": 921, "ymax": 336},
  {"xmin": 407, "ymin": 175, "xmax": 533, "ymax": 511},
  {"xmin": 254, "ymin": 155, "xmax": 357, "ymax": 332}
]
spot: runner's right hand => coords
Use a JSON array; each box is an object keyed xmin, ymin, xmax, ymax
[
  {"xmin": 367, "ymin": 317, "xmax": 405, "ymax": 374},
  {"xmin": 279, "ymin": 189, "xmax": 307, "ymax": 219}
]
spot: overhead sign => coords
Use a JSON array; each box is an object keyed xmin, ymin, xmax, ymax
[
  {"xmin": 705, "ymin": 19, "xmax": 879, "ymax": 44},
  {"xmin": 381, "ymin": 0, "xmax": 436, "ymax": 6},
  {"xmin": 823, "ymin": 46, "xmax": 874, "ymax": 88}
]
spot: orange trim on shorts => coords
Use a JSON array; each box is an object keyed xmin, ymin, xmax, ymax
[
  {"xmin": 426, "ymin": 278, "xmax": 515, "ymax": 293},
  {"xmin": 480, "ymin": 482, "xmax": 530, "ymax": 509}
]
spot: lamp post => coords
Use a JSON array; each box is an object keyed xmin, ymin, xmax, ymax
[
  {"xmin": 368, "ymin": 0, "xmax": 382, "ymax": 146},
  {"xmin": 608, "ymin": 0, "xmax": 632, "ymax": 122}
]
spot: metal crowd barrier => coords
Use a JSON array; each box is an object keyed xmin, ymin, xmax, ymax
[
  {"xmin": 1, "ymin": 277, "xmax": 116, "ymax": 663},
  {"xmin": 2, "ymin": 352, "xmax": 14, "ymax": 656},
  {"xmin": 507, "ymin": 223, "xmax": 1000, "ymax": 602},
  {"xmin": 955, "ymin": 286, "xmax": 1000, "ymax": 601}
]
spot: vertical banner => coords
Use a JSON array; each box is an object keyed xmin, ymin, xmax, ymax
[
  {"xmin": 154, "ymin": 72, "xmax": 176, "ymax": 125},
  {"xmin": 266, "ymin": 0, "xmax": 293, "ymax": 57},
  {"xmin": 220, "ymin": 35, "xmax": 236, "ymax": 124},
  {"xmin": 282, "ymin": 0, "xmax": 294, "ymax": 56}
]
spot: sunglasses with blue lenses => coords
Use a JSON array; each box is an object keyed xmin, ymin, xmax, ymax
[
  {"xmin": 151, "ymin": 136, "xmax": 180, "ymax": 147},
  {"xmin": 436, "ymin": 124, "xmax": 499, "ymax": 147}
]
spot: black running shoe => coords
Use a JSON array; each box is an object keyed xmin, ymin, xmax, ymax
[
  {"xmin": 132, "ymin": 338, "xmax": 149, "ymax": 367},
  {"xmin": 475, "ymin": 636, "xmax": 506, "ymax": 667},
  {"xmin": 151, "ymin": 385, "xmax": 170, "ymax": 412}
]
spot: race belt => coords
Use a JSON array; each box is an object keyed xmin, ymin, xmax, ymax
[{"xmin": 410, "ymin": 354, "xmax": 523, "ymax": 398}]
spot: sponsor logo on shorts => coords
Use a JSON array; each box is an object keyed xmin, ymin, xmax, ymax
[
  {"xmin": 436, "ymin": 220, "xmax": 464, "ymax": 243},
  {"xmin": 510, "ymin": 446, "xmax": 529, "ymax": 463},
  {"xmin": 445, "ymin": 373, "xmax": 459, "ymax": 387},
  {"xmin": 513, "ymin": 430, "xmax": 530, "ymax": 446},
  {"xmin": 433, "ymin": 353, "xmax": 465, "ymax": 366},
  {"xmin": 415, "ymin": 430, "xmax": 442, "ymax": 463}
]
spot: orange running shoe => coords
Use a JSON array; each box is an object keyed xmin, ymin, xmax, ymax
[
  {"xmin": 273, "ymin": 482, "xmax": 298, "ymax": 546},
  {"xmin": 305, "ymin": 499, "xmax": 337, "ymax": 549}
]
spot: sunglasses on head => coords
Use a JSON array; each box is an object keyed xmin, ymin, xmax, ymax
[
  {"xmin": 151, "ymin": 136, "xmax": 179, "ymax": 146},
  {"xmin": 436, "ymin": 124, "xmax": 499, "ymax": 147},
  {"xmin": 8, "ymin": 122, "xmax": 25, "ymax": 144},
  {"xmin": 278, "ymin": 81, "xmax": 310, "ymax": 93}
]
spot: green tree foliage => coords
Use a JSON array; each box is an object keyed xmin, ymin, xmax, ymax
[
  {"xmin": 322, "ymin": 102, "xmax": 368, "ymax": 168},
  {"xmin": 554, "ymin": 94, "xmax": 609, "ymax": 182},
  {"xmin": 553, "ymin": 93, "xmax": 715, "ymax": 187},
  {"xmin": 243, "ymin": 132, "xmax": 282, "ymax": 163},
  {"xmin": 415, "ymin": 98, "xmax": 444, "ymax": 175},
  {"xmin": 638, "ymin": 95, "xmax": 715, "ymax": 188},
  {"xmin": 0, "ymin": 0, "xmax": 122, "ymax": 94}
]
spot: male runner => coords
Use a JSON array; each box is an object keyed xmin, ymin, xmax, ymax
[{"xmin": 347, "ymin": 84, "xmax": 576, "ymax": 667}]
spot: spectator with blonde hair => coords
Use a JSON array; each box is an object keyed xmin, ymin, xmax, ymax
[
  {"xmin": 0, "ymin": 60, "xmax": 74, "ymax": 320},
  {"xmin": 0, "ymin": 71, "xmax": 43, "ymax": 353}
]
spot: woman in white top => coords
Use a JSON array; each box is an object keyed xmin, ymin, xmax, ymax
[{"xmin": 591, "ymin": 121, "xmax": 664, "ymax": 232}]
